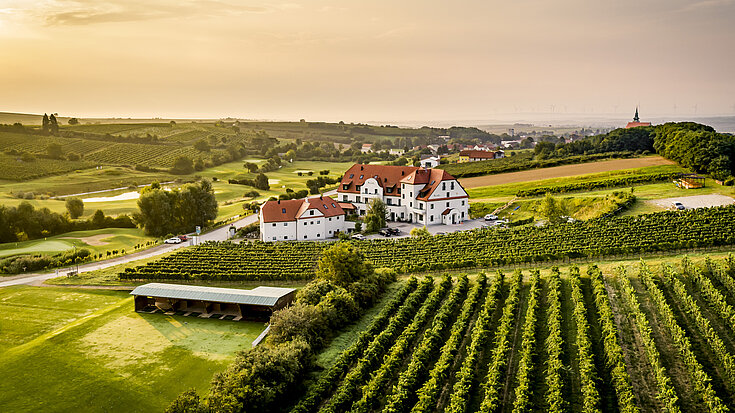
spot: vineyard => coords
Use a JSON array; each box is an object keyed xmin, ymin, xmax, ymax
[
  {"xmin": 515, "ymin": 172, "xmax": 676, "ymax": 197},
  {"xmin": 120, "ymin": 205, "xmax": 735, "ymax": 281},
  {"xmin": 283, "ymin": 255, "xmax": 735, "ymax": 412}
]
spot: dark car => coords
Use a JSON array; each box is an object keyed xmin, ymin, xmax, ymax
[
  {"xmin": 378, "ymin": 228, "xmax": 392, "ymax": 237},
  {"xmin": 672, "ymin": 202, "xmax": 685, "ymax": 210},
  {"xmin": 388, "ymin": 227, "xmax": 400, "ymax": 235},
  {"xmin": 178, "ymin": 235, "xmax": 188, "ymax": 241}
]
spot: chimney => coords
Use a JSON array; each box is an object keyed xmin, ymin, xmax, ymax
[
  {"xmin": 320, "ymin": 194, "xmax": 323, "ymax": 200},
  {"xmin": 277, "ymin": 199, "xmax": 280, "ymax": 204},
  {"xmin": 360, "ymin": 165, "xmax": 364, "ymax": 171}
]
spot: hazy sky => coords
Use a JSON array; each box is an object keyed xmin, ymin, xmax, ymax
[{"xmin": 1, "ymin": 0, "xmax": 734, "ymax": 123}]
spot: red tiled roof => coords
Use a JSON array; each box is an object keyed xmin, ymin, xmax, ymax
[
  {"xmin": 261, "ymin": 196, "xmax": 343, "ymax": 223},
  {"xmin": 441, "ymin": 208, "xmax": 452, "ymax": 215},
  {"xmin": 338, "ymin": 164, "xmax": 462, "ymax": 201},
  {"xmin": 625, "ymin": 121, "xmax": 652, "ymax": 128},
  {"xmin": 339, "ymin": 164, "xmax": 421, "ymax": 195},
  {"xmin": 459, "ymin": 150, "xmax": 496, "ymax": 159},
  {"xmin": 338, "ymin": 202, "xmax": 356, "ymax": 210}
]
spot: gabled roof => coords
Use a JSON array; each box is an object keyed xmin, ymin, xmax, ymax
[
  {"xmin": 261, "ymin": 196, "xmax": 343, "ymax": 223},
  {"xmin": 339, "ymin": 164, "xmax": 421, "ymax": 195},
  {"xmin": 130, "ymin": 283, "xmax": 295, "ymax": 307},
  {"xmin": 625, "ymin": 121, "xmax": 652, "ymax": 129},
  {"xmin": 415, "ymin": 169, "xmax": 456, "ymax": 201},
  {"xmin": 459, "ymin": 150, "xmax": 496, "ymax": 159}
]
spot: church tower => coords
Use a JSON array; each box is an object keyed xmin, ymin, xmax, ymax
[{"xmin": 633, "ymin": 107, "xmax": 640, "ymax": 122}]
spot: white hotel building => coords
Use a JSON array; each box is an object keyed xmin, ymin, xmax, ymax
[
  {"xmin": 337, "ymin": 164, "xmax": 469, "ymax": 226},
  {"xmin": 259, "ymin": 196, "xmax": 349, "ymax": 242}
]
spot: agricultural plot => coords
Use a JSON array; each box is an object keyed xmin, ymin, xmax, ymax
[
  {"xmin": 289, "ymin": 255, "xmax": 735, "ymax": 412},
  {"xmin": 120, "ymin": 205, "xmax": 735, "ymax": 281},
  {"xmin": 0, "ymin": 286, "xmax": 264, "ymax": 413}
]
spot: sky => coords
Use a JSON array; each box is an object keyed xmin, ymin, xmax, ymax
[{"xmin": 0, "ymin": 0, "xmax": 734, "ymax": 123}]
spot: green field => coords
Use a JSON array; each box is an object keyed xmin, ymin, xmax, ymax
[
  {"xmin": 0, "ymin": 286, "xmax": 265, "ymax": 412},
  {"xmin": 0, "ymin": 228, "xmax": 155, "ymax": 259}
]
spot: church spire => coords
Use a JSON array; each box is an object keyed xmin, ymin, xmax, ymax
[{"xmin": 633, "ymin": 107, "xmax": 640, "ymax": 122}]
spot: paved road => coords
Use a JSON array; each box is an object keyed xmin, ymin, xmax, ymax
[{"xmin": 0, "ymin": 214, "xmax": 259, "ymax": 288}]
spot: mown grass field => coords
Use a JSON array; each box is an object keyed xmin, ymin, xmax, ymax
[
  {"xmin": 0, "ymin": 228, "xmax": 155, "ymax": 259},
  {"xmin": 0, "ymin": 286, "xmax": 265, "ymax": 412}
]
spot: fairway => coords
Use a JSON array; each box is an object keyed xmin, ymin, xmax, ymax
[
  {"xmin": 0, "ymin": 228, "xmax": 154, "ymax": 259},
  {"xmin": 0, "ymin": 286, "xmax": 264, "ymax": 412},
  {"xmin": 459, "ymin": 156, "xmax": 675, "ymax": 189}
]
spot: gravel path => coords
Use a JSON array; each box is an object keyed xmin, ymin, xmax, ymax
[{"xmin": 648, "ymin": 194, "xmax": 735, "ymax": 210}]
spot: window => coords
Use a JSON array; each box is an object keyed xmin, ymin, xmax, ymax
[
  {"xmin": 310, "ymin": 210, "xmax": 314, "ymax": 215},
  {"xmin": 332, "ymin": 203, "xmax": 336, "ymax": 208},
  {"xmin": 272, "ymin": 236, "xmax": 276, "ymax": 240},
  {"xmin": 430, "ymin": 204, "xmax": 434, "ymax": 209},
  {"xmin": 328, "ymin": 217, "xmax": 332, "ymax": 221},
  {"xmin": 343, "ymin": 184, "xmax": 349, "ymax": 190},
  {"xmin": 349, "ymin": 173, "xmax": 354, "ymax": 178},
  {"xmin": 386, "ymin": 187, "xmax": 393, "ymax": 193},
  {"xmin": 419, "ymin": 215, "xmax": 423, "ymax": 221},
  {"xmin": 284, "ymin": 236, "xmax": 288, "ymax": 240},
  {"xmin": 304, "ymin": 222, "xmax": 307, "ymax": 226},
  {"xmin": 342, "ymin": 195, "xmax": 348, "ymax": 201},
  {"xmin": 329, "ymin": 230, "xmax": 332, "ymax": 234},
  {"xmin": 442, "ymin": 182, "xmax": 446, "ymax": 190},
  {"xmin": 410, "ymin": 202, "xmax": 413, "ymax": 208},
  {"xmin": 400, "ymin": 212, "xmax": 404, "ymax": 218},
  {"xmin": 419, "ymin": 203, "xmax": 424, "ymax": 210},
  {"xmin": 317, "ymin": 234, "xmax": 320, "ymax": 237},
  {"xmin": 282, "ymin": 208, "xmax": 286, "ymax": 213},
  {"xmin": 410, "ymin": 192, "xmax": 413, "ymax": 197},
  {"xmin": 430, "ymin": 216, "xmax": 434, "ymax": 222},
  {"xmin": 387, "ymin": 198, "xmax": 392, "ymax": 205},
  {"xmin": 446, "ymin": 202, "xmax": 450, "ymax": 207},
  {"xmin": 462, "ymin": 212, "xmax": 465, "ymax": 218},
  {"xmin": 272, "ymin": 223, "xmax": 276, "ymax": 227},
  {"xmin": 359, "ymin": 174, "xmax": 363, "ymax": 179},
  {"xmin": 462, "ymin": 200, "xmax": 465, "ymax": 206},
  {"xmin": 356, "ymin": 185, "xmax": 361, "ymax": 191},
  {"xmin": 324, "ymin": 204, "xmax": 328, "ymax": 209},
  {"xmin": 451, "ymin": 182, "xmax": 455, "ymax": 190},
  {"xmin": 304, "ymin": 235, "xmax": 307, "ymax": 239},
  {"xmin": 356, "ymin": 196, "xmax": 361, "ymax": 203},
  {"xmin": 375, "ymin": 189, "xmax": 378, "ymax": 194},
  {"xmin": 283, "ymin": 223, "xmax": 287, "ymax": 226}
]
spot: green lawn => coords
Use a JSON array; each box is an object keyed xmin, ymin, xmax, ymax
[
  {"xmin": 0, "ymin": 286, "xmax": 265, "ymax": 412},
  {"xmin": 0, "ymin": 228, "xmax": 155, "ymax": 259}
]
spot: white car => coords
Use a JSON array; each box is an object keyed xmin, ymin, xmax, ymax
[
  {"xmin": 484, "ymin": 214, "xmax": 498, "ymax": 221},
  {"xmin": 351, "ymin": 234, "xmax": 366, "ymax": 240},
  {"xmin": 164, "ymin": 237, "xmax": 183, "ymax": 244}
]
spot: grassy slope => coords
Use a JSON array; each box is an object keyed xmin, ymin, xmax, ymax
[
  {"xmin": 0, "ymin": 286, "xmax": 264, "ymax": 412},
  {"xmin": 0, "ymin": 228, "xmax": 155, "ymax": 259}
]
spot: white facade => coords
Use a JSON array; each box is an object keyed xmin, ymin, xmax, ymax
[
  {"xmin": 259, "ymin": 197, "xmax": 350, "ymax": 242},
  {"xmin": 337, "ymin": 166, "xmax": 469, "ymax": 226},
  {"xmin": 419, "ymin": 156, "xmax": 440, "ymax": 168}
]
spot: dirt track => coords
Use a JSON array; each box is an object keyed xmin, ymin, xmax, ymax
[{"xmin": 458, "ymin": 157, "xmax": 675, "ymax": 189}]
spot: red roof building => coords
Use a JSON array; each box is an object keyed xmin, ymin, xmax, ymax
[
  {"xmin": 625, "ymin": 107, "xmax": 651, "ymax": 129},
  {"xmin": 259, "ymin": 195, "xmax": 349, "ymax": 241}
]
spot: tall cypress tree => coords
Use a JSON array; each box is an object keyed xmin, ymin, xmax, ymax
[
  {"xmin": 49, "ymin": 114, "xmax": 59, "ymax": 134},
  {"xmin": 42, "ymin": 113, "xmax": 50, "ymax": 133}
]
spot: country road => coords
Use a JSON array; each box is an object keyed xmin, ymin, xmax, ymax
[{"xmin": 0, "ymin": 214, "xmax": 259, "ymax": 288}]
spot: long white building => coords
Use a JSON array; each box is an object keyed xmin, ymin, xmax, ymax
[
  {"xmin": 337, "ymin": 164, "xmax": 469, "ymax": 226},
  {"xmin": 259, "ymin": 195, "xmax": 349, "ymax": 242}
]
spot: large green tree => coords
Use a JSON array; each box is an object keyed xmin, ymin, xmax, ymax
[
  {"xmin": 364, "ymin": 198, "xmax": 387, "ymax": 232},
  {"xmin": 135, "ymin": 180, "xmax": 218, "ymax": 236},
  {"xmin": 536, "ymin": 193, "xmax": 568, "ymax": 224},
  {"xmin": 65, "ymin": 197, "xmax": 84, "ymax": 219},
  {"xmin": 315, "ymin": 242, "xmax": 373, "ymax": 287}
]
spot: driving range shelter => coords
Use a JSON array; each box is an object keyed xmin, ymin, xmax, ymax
[{"xmin": 130, "ymin": 283, "xmax": 296, "ymax": 321}]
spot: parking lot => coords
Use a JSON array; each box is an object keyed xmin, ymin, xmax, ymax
[
  {"xmin": 649, "ymin": 194, "xmax": 735, "ymax": 210},
  {"xmin": 361, "ymin": 218, "xmax": 491, "ymax": 240}
]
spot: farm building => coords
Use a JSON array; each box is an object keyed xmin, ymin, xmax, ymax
[{"xmin": 131, "ymin": 283, "xmax": 296, "ymax": 321}]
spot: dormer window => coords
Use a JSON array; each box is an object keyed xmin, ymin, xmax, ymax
[
  {"xmin": 331, "ymin": 203, "xmax": 336, "ymax": 208},
  {"xmin": 282, "ymin": 208, "xmax": 286, "ymax": 213},
  {"xmin": 349, "ymin": 173, "xmax": 354, "ymax": 178},
  {"xmin": 359, "ymin": 175, "xmax": 364, "ymax": 179},
  {"xmin": 324, "ymin": 204, "xmax": 328, "ymax": 209}
]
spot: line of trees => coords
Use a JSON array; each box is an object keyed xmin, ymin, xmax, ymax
[{"xmin": 0, "ymin": 202, "xmax": 134, "ymax": 243}]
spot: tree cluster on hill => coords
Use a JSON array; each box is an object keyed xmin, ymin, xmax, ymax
[
  {"xmin": 0, "ymin": 202, "xmax": 134, "ymax": 243},
  {"xmin": 653, "ymin": 122, "xmax": 735, "ymax": 180},
  {"xmin": 228, "ymin": 173, "xmax": 270, "ymax": 190},
  {"xmin": 167, "ymin": 242, "xmax": 396, "ymax": 413},
  {"xmin": 134, "ymin": 180, "xmax": 218, "ymax": 236}
]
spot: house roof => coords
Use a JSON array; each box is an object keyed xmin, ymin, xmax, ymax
[
  {"xmin": 338, "ymin": 164, "xmax": 461, "ymax": 201},
  {"xmin": 338, "ymin": 202, "xmax": 356, "ymax": 210},
  {"xmin": 625, "ymin": 121, "xmax": 652, "ymax": 128},
  {"xmin": 130, "ymin": 283, "xmax": 295, "ymax": 307},
  {"xmin": 260, "ymin": 196, "xmax": 343, "ymax": 223},
  {"xmin": 459, "ymin": 150, "xmax": 496, "ymax": 159}
]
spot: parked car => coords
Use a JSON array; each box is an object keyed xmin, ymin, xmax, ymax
[
  {"xmin": 435, "ymin": 232, "xmax": 446, "ymax": 236},
  {"xmin": 378, "ymin": 229, "xmax": 392, "ymax": 237},
  {"xmin": 484, "ymin": 214, "xmax": 498, "ymax": 221},
  {"xmin": 351, "ymin": 234, "xmax": 366, "ymax": 240},
  {"xmin": 178, "ymin": 235, "xmax": 188, "ymax": 241},
  {"xmin": 388, "ymin": 227, "xmax": 400, "ymax": 235},
  {"xmin": 164, "ymin": 237, "xmax": 183, "ymax": 244},
  {"xmin": 673, "ymin": 202, "xmax": 685, "ymax": 210}
]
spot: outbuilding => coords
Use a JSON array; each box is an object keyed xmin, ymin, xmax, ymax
[{"xmin": 130, "ymin": 283, "xmax": 296, "ymax": 321}]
